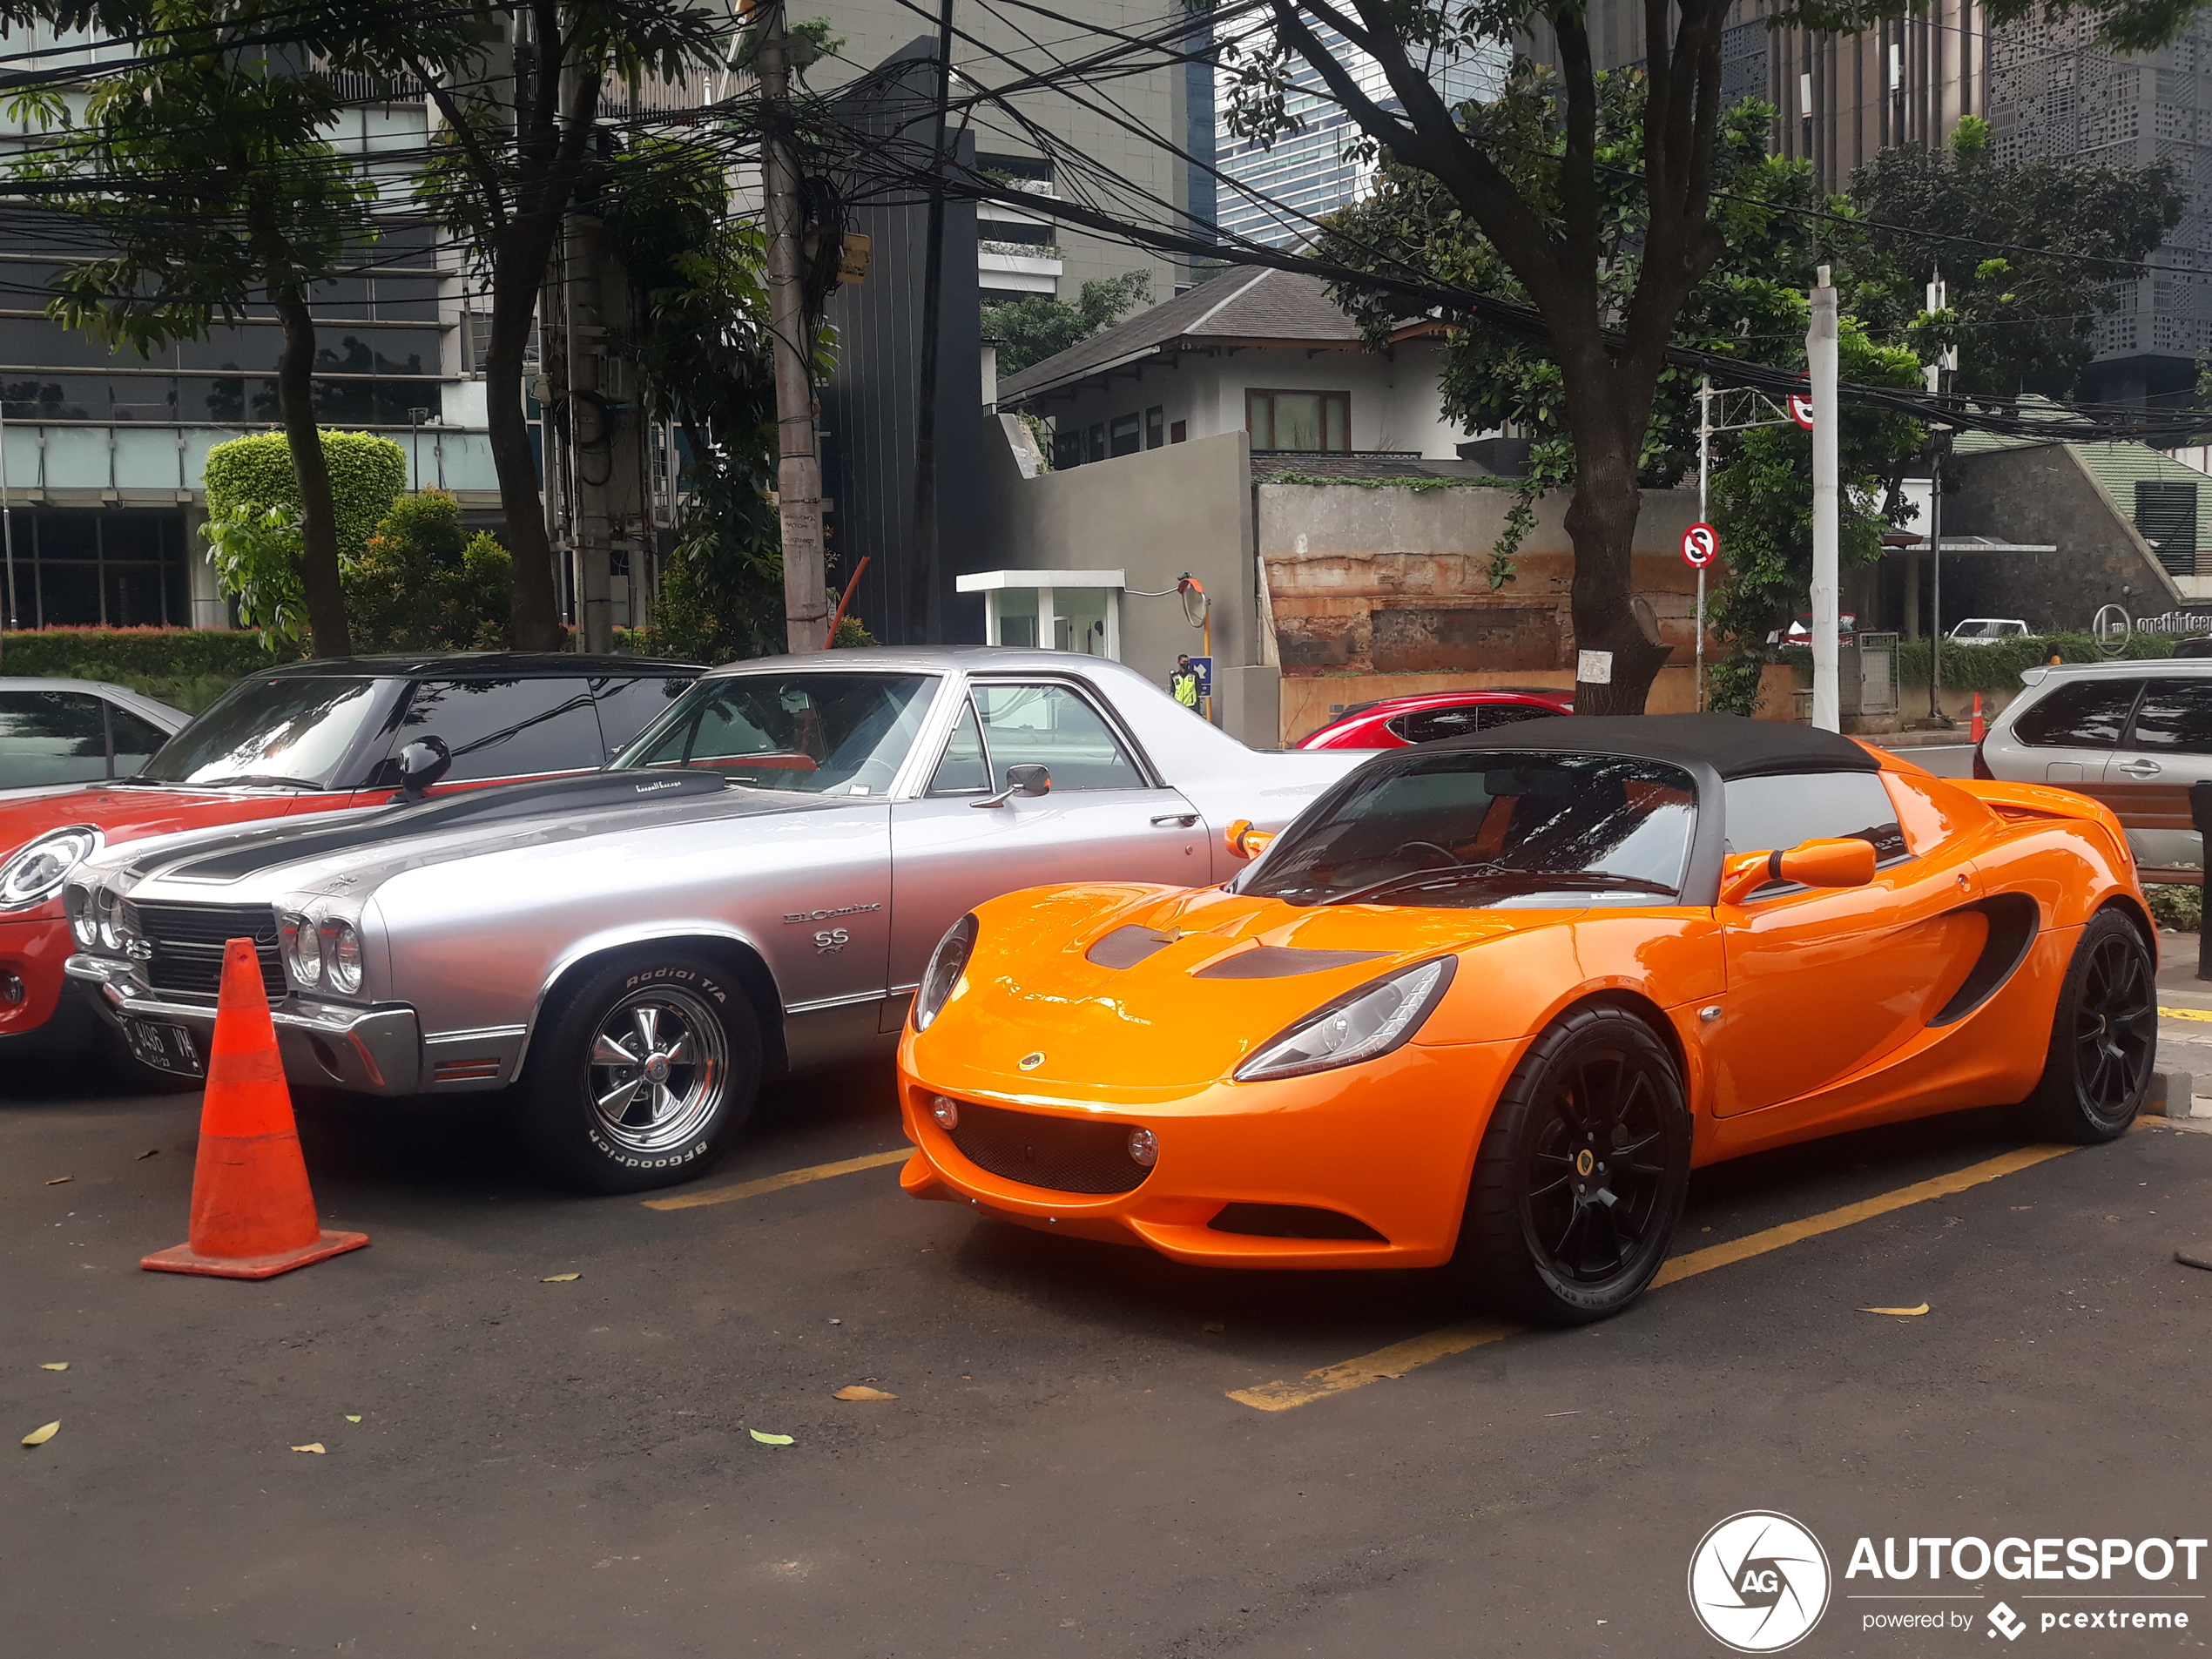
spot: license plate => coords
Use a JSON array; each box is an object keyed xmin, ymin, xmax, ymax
[{"xmin": 120, "ymin": 1017, "xmax": 203, "ymax": 1077}]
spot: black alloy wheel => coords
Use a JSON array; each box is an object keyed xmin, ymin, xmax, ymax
[
  {"xmin": 1453, "ymin": 1003, "xmax": 1691, "ymax": 1325},
  {"xmin": 2019, "ymin": 908, "xmax": 2155, "ymax": 1143}
]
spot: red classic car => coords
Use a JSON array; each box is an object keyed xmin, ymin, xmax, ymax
[
  {"xmin": 0, "ymin": 652, "xmax": 698, "ymax": 1061},
  {"xmin": 1294, "ymin": 687, "xmax": 1575, "ymax": 751}
]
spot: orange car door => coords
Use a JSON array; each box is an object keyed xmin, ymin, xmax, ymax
[{"xmin": 1707, "ymin": 770, "xmax": 1985, "ymax": 1117}]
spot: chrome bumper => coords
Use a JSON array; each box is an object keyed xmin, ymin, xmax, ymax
[{"xmin": 65, "ymin": 952, "xmax": 422, "ymax": 1096}]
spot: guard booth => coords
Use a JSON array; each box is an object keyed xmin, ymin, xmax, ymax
[{"xmin": 956, "ymin": 569, "xmax": 1124, "ymax": 658}]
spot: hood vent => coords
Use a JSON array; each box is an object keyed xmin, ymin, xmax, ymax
[{"xmin": 1191, "ymin": 945, "xmax": 1385, "ymax": 980}]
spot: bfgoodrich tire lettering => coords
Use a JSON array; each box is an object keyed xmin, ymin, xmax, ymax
[
  {"xmin": 1451, "ymin": 1003, "xmax": 1691, "ymax": 1325},
  {"xmin": 516, "ymin": 950, "xmax": 762, "ymax": 1193},
  {"xmin": 2016, "ymin": 907, "xmax": 2155, "ymax": 1143}
]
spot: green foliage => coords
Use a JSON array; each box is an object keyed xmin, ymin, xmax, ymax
[
  {"xmin": 831, "ymin": 615, "xmax": 879, "ymax": 648},
  {"xmin": 0, "ymin": 625, "xmax": 282, "ymax": 711},
  {"xmin": 982, "ymin": 271, "xmax": 1152, "ymax": 376},
  {"xmin": 2147, "ymin": 879, "xmax": 2201, "ymax": 933},
  {"xmin": 203, "ymin": 503, "xmax": 308, "ymax": 651},
  {"xmin": 203, "ymin": 429, "xmax": 407, "ymax": 563},
  {"xmin": 1886, "ymin": 631, "xmax": 2180, "ymax": 691},
  {"xmin": 602, "ymin": 137, "xmax": 802, "ymax": 661},
  {"xmin": 342, "ymin": 491, "xmax": 513, "ymax": 652},
  {"xmin": 1847, "ymin": 130, "xmax": 2184, "ymax": 398}
]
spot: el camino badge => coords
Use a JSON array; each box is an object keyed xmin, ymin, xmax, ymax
[{"xmin": 784, "ymin": 902, "xmax": 882, "ymax": 925}]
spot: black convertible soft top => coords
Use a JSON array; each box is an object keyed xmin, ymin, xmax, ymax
[{"xmin": 1428, "ymin": 711, "xmax": 1878, "ymax": 779}]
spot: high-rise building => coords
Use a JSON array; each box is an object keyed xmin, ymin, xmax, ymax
[
  {"xmin": 1211, "ymin": 26, "xmax": 1504, "ymax": 250},
  {"xmin": 1555, "ymin": 0, "xmax": 2212, "ymax": 406}
]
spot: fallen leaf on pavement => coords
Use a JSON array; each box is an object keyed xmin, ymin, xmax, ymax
[
  {"xmin": 1858, "ymin": 1303, "xmax": 1931, "ymax": 1316},
  {"xmin": 22, "ymin": 1422, "xmax": 59, "ymax": 1447},
  {"xmin": 345, "ymin": 1415, "xmax": 362, "ymax": 1423},
  {"xmin": 749, "ymin": 1429, "xmax": 795, "ymax": 1445},
  {"xmin": 44, "ymin": 1177, "xmax": 70, "ymax": 1186},
  {"xmin": 291, "ymin": 1443, "xmax": 326, "ymax": 1454},
  {"xmin": 38, "ymin": 1363, "xmax": 66, "ymax": 1372},
  {"xmin": 135, "ymin": 1150, "xmax": 158, "ymax": 1161},
  {"xmin": 833, "ymin": 1386, "xmax": 897, "ymax": 1401},
  {"xmin": 541, "ymin": 1272, "xmax": 581, "ymax": 1283}
]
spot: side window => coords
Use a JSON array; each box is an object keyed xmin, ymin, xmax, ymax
[
  {"xmin": 1392, "ymin": 705, "xmax": 1484, "ymax": 745},
  {"xmin": 2127, "ymin": 678, "xmax": 2212, "ymax": 755},
  {"xmin": 1723, "ymin": 772, "xmax": 1910, "ymax": 872},
  {"xmin": 391, "ymin": 678, "xmax": 603, "ymax": 783},
  {"xmin": 0, "ymin": 690, "xmax": 110, "ymax": 787},
  {"xmin": 592, "ymin": 676, "xmax": 694, "ymax": 759},
  {"xmin": 106, "ymin": 705, "xmax": 170, "ymax": 776},
  {"xmin": 2012, "ymin": 679, "xmax": 2141, "ymax": 748},
  {"xmin": 928, "ymin": 701, "xmax": 992, "ymax": 793},
  {"xmin": 970, "ymin": 682, "xmax": 1147, "ymax": 791}
]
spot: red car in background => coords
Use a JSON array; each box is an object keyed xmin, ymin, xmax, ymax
[
  {"xmin": 0, "ymin": 652, "xmax": 699, "ymax": 1062},
  {"xmin": 1295, "ymin": 686, "xmax": 1575, "ymax": 750}
]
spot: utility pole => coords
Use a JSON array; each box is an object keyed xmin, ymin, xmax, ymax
[
  {"xmin": 758, "ymin": 0, "xmax": 829, "ymax": 653},
  {"xmin": 1696, "ymin": 374, "xmax": 1710, "ymax": 711},
  {"xmin": 906, "ymin": 0, "xmax": 956, "ymax": 646},
  {"xmin": 1922, "ymin": 268, "xmax": 1957, "ymax": 726},
  {"xmin": 1808, "ymin": 265, "xmax": 1840, "ymax": 732}
]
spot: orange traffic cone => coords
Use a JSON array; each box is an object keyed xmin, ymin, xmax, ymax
[
  {"xmin": 1970, "ymin": 692, "xmax": 1986, "ymax": 745},
  {"xmin": 141, "ymin": 938, "xmax": 368, "ymax": 1279}
]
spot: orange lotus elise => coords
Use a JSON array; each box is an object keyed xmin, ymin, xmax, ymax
[{"xmin": 894, "ymin": 714, "xmax": 2156, "ymax": 1325}]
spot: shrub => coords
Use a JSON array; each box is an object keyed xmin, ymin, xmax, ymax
[
  {"xmin": 1781, "ymin": 632, "xmax": 2182, "ymax": 693},
  {"xmin": 203, "ymin": 503, "xmax": 309, "ymax": 652},
  {"xmin": 201, "ymin": 430, "xmax": 408, "ymax": 564},
  {"xmin": 2148, "ymin": 879, "xmax": 2202, "ymax": 934},
  {"xmin": 343, "ymin": 491, "xmax": 512, "ymax": 652},
  {"xmin": 0, "ymin": 626, "xmax": 281, "ymax": 711}
]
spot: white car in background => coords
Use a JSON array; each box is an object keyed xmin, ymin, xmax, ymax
[
  {"xmin": 0, "ymin": 678, "xmax": 187, "ymax": 797},
  {"xmin": 1947, "ymin": 617, "xmax": 2033, "ymax": 645}
]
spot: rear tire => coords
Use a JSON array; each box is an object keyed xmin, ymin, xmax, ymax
[
  {"xmin": 515, "ymin": 951, "xmax": 761, "ymax": 1193},
  {"xmin": 2016, "ymin": 908, "xmax": 2155, "ymax": 1143},
  {"xmin": 1450, "ymin": 1003, "xmax": 1691, "ymax": 1325}
]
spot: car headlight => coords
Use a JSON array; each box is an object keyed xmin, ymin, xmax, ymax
[
  {"xmin": 1233, "ymin": 957, "xmax": 1457, "ymax": 1082},
  {"xmin": 282, "ymin": 913, "xmax": 322, "ymax": 988},
  {"xmin": 321, "ymin": 917, "xmax": 363, "ymax": 995},
  {"xmin": 64, "ymin": 882, "xmax": 98, "ymax": 948},
  {"xmin": 912, "ymin": 913, "xmax": 978, "ymax": 1031},
  {"xmin": 95, "ymin": 887, "xmax": 131, "ymax": 952},
  {"xmin": 0, "ymin": 826, "xmax": 101, "ymax": 912}
]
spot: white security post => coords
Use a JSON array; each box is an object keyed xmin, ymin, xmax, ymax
[{"xmin": 1807, "ymin": 266, "xmax": 1841, "ymax": 732}]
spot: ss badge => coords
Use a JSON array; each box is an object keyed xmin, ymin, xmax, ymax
[{"xmin": 813, "ymin": 927, "xmax": 850, "ymax": 954}]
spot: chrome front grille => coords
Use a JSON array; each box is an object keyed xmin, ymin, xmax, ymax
[{"xmin": 128, "ymin": 900, "xmax": 284, "ymax": 1001}]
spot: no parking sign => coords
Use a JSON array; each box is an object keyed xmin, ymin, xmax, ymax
[{"xmin": 1681, "ymin": 522, "xmax": 1719, "ymax": 570}]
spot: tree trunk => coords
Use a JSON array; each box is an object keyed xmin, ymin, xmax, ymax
[
  {"xmin": 483, "ymin": 226, "xmax": 566, "ymax": 651},
  {"xmin": 272, "ymin": 285, "xmax": 351, "ymax": 660},
  {"xmin": 1556, "ymin": 347, "xmax": 1674, "ymax": 717}
]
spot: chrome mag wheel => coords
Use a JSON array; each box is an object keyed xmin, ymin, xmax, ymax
[
  {"xmin": 2073, "ymin": 928, "xmax": 2155, "ymax": 1123},
  {"xmin": 585, "ymin": 987, "xmax": 731, "ymax": 1157},
  {"xmin": 1524, "ymin": 1046, "xmax": 1674, "ymax": 1286}
]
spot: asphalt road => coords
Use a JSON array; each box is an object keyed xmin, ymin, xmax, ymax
[{"xmin": 7, "ymin": 1038, "xmax": 2212, "ymax": 1657}]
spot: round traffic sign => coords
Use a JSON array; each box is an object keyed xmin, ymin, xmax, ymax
[
  {"xmin": 1681, "ymin": 522, "xmax": 1719, "ymax": 569},
  {"xmin": 1788, "ymin": 392, "xmax": 1815, "ymax": 429}
]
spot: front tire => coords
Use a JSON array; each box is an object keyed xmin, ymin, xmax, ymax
[
  {"xmin": 2016, "ymin": 908, "xmax": 2155, "ymax": 1143},
  {"xmin": 1451, "ymin": 1003, "xmax": 1691, "ymax": 1325},
  {"xmin": 515, "ymin": 952, "xmax": 761, "ymax": 1193}
]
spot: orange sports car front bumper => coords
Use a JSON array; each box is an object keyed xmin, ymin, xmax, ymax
[{"xmin": 895, "ymin": 1033, "xmax": 1527, "ymax": 1270}]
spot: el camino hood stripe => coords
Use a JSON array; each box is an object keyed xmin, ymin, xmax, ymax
[{"xmin": 154, "ymin": 771, "xmax": 732, "ymax": 882}]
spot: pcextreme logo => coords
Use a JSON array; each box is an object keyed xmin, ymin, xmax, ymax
[{"xmin": 1689, "ymin": 1511, "xmax": 1833, "ymax": 1652}]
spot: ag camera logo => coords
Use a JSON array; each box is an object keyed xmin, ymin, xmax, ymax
[{"xmin": 1689, "ymin": 1511, "xmax": 1832, "ymax": 1652}]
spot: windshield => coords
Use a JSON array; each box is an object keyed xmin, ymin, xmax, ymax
[
  {"xmin": 1241, "ymin": 751, "xmax": 1697, "ymax": 908},
  {"xmin": 135, "ymin": 676, "xmax": 390, "ymax": 789},
  {"xmin": 615, "ymin": 672, "xmax": 935, "ymax": 795}
]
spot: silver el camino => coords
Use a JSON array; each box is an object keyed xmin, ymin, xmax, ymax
[{"xmin": 64, "ymin": 649, "xmax": 1362, "ymax": 1190}]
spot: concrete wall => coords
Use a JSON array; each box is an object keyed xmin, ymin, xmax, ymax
[
  {"xmin": 1032, "ymin": 338, "xmax": 1476, "ymax": 462},
  {"xmin": 1945, "ymin": 444, "xmax": 2184, "ymax": 631},
  {"xmin": 971, "ymin": 421, "xmax": 1271, "ymax": 738},
  {"xmin": 1257, "ymin": 482, "xmax": 1714, "ymax": 673}
]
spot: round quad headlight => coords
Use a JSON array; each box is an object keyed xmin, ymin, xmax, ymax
[
  {"xmin": 283, "ymin": 913, "xmax": 322, "ymax": 988},
  {"xmin": 95, "ymin": 887, "xmax": 128, "ymax": 951},
  {"xmin": 321, "ymin": 918, "xmax": 363, "ymax": 995},
  {"xmin": 0, "ymin": 826, "xmax": 102, "ymax": 912},
  {"xmin": 64, "ymin": 884, "xmax": 98, "ymax": 948},
  {"xmin": 1126, "ymin": 1126, "xmax": 1158, "ymax": 1168}
]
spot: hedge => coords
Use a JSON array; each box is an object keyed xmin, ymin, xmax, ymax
[
  {"xmin": 202, "ymin": 430, "xmax": 408, "ymax": 565},
  {"xmin": 0, "ymin": 626, "xmax": 285, "ymax": 711},
  {"xmin": 1784, "ymin": 632, "xmax": 2181, "ymax": 693}
]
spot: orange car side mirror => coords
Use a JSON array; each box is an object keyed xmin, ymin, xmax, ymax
[
  {"xmin": 1223, "ymin": 819, "xmax": 1276, "ymax": 860},
  {"xmin": 1718, "ymin": 837, "xmax": 1877, "ymax": 904}
]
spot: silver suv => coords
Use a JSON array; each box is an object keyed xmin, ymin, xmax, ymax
[{"xmin": 1978, "ymin": 658, "xmax": 2212, "ymax": 861}]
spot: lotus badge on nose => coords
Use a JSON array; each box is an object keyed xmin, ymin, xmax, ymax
[{"xmin": 1018, "ymin": 1052, "xmax": 1045, "ymax": 1071}]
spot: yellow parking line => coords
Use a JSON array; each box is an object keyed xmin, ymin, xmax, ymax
[
  {"xmin": 1227, "ymin": 1142, "xmax": 2077, "ymax": 1412},
  {"xmin": 644, "ymin": 1148, "xmax": 911, "ymax": 1211},
  {"xmin": 2161, "ymin": 1006, "xmax": 2212, "ymax": 1022}
]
